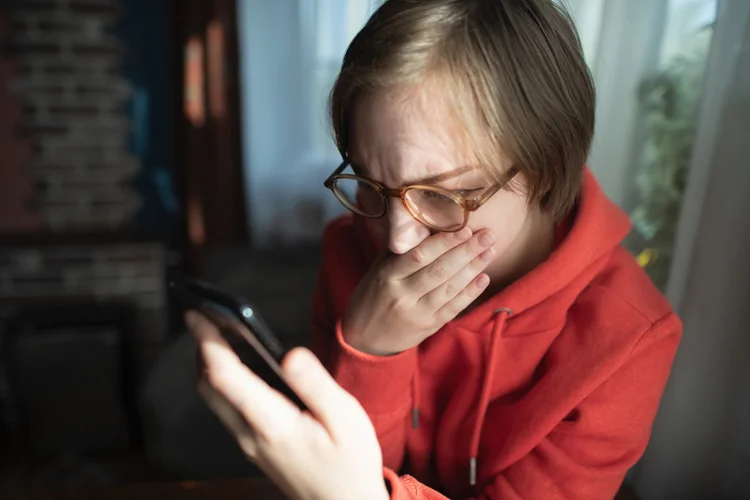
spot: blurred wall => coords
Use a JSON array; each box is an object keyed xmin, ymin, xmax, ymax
[
  {"xmin": 7, "ymin": 0, "xmax": 139, "ymax": 230},
  {"xmin": 0, "ymin": 0, "xmax": 169, "ymax": 381}
]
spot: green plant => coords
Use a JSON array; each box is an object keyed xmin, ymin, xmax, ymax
[{"xmin": 625, "ymin": 34, "xmax": 711, "ymax": 290}]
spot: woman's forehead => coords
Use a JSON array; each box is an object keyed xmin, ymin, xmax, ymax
[
  {"xmin": 350, "ymin": 87, "xmax": 481, "ymax": 183},
  {"xmin": 354, "ymin": 86, "xmax": 466, "ymax": 145}
]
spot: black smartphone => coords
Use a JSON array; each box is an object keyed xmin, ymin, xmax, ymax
[{"xmin": 168, "ymin": 270, "xmax": 307, "ymax": 410}]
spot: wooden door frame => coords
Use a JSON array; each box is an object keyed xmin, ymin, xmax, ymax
[{"xmin": 174, "ymin": 0, "xmax": 248, "ymax": 275}]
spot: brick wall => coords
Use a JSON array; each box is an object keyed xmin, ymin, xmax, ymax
[
  {"xmin": 6, "ymin": 0, "xmax": 140, "ymax": 230},
  {"xmin": 0, "ymin": 10, "xmax": 41, "ymax": 232},
  {"xmin": 0, "ymin": 0, "xmax": 169, "ymax": 384}
]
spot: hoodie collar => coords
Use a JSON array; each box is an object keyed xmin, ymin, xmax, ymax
[{"xmin": 457, "ymin": 168, "xmax": 632, "ymax": 337}]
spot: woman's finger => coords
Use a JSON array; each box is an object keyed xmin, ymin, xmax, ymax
[
  {"xmin": 418, "ymin": 245, "xmax": 494, "ymax": 311},
  {"xmin": 188, "ymin": 311, "xmax": 301, "ymax": 443},
  {"xmin": 407, "ymin": 230, "xmax": 494, "ymax": 296},
  {"xmin": 201, "ymin": 379, "xmax": 305, "ymax": 500},
  {"xmin": 433, "ymin": 273, "xmax": 490, "ymax": 324},
  {"xmin": 391, "ymin": 228, "xmax": 472, "ymax": 279},
  {"xmin": 197, "ymin": 378, "xmax": 260, "ymax": 459},
  {"xmin": 282, "ymin": 347, "xmax": 363, "ymax": 442}
]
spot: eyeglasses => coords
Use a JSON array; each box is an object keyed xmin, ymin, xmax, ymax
[{"xmin": 324, "ymin": 160, "xmax": 519, "ymax": 232}]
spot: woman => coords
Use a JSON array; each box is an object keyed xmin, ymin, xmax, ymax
[{"xmin": 188, "ymin": 0, "xmax": 682, "ymax": 498}]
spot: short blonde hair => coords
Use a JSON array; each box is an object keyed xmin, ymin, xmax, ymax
[{"xmin": 329, "ymin": 0, "xmax": 595, "ymax": 221}]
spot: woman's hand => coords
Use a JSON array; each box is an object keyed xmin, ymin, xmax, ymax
[
  {"xmin": 187, "ymin": 311, "xmax": 389, "ymax": 500},
  {"xmin": 342, "ymin": 228, "xmax": 495, "ymax": 356}
]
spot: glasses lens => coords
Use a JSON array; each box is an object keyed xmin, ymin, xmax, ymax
[
  {"xmin": 404, "ymin": 188, "xmax": 465, "ymax": 231},
  {"xmin": 332, "ymin": 178, "xmax": 386, "ymax": 217}
]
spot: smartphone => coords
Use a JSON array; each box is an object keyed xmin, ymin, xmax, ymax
[{"xmin": 168, "ymin": 270, "xmax": 307, "ymax": 410}]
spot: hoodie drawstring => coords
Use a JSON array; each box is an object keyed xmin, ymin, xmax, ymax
[
  {"xmin": 468, "ymin": 308, "xmax": 512, "ymax": 486},
  {"xmin": 411, "ymin": 351, "xmax": 420, "ymax": 429}
]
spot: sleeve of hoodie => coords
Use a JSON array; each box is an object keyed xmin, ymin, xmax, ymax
[
  {"xmin": 383, "ymin": 313, "xmax": 682, "ymax": 500},
  {"xmin": 310, "ymin": 219, "xmax": 417, "ymax": 473}
]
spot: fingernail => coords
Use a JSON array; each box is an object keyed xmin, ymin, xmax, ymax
[
  {"xmin": 288, "ymin": 349, "xmax": 311, "ymax": 375},
  {"xmin": 480, "ymin": 247, "xmax": 496, "ymax": 261},
  {"xmin": 455, "ymin": 228, "xmax": 472, "ymax": 241},
  {"xmin": 477, "ymin": 274, "xmax": 490, "ymax": 289},
  {"xmin": 479, "ymin": 232, "xmax": 495, "ymax": 248}
]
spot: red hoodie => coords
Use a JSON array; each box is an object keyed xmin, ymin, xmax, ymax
[{"xmin": 311, "ymin": 169, "xmax": 682, "ymax": 499}]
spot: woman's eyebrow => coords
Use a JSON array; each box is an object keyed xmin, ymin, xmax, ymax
[
  {"xmin": 349, "ymin": 160, "xmax": 484, "ymax": 186},
  {"xmin": 418, "ymin": 166, "xmax": 485, "ymax": 186}
]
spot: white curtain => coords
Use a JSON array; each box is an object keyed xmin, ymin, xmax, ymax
[
  {"xmin": 563, "ymin": 0, "xmax": 717, "ymax": 210},
  {"xmin": 565, "ymin": 1, "xmax": 750, "ymax": 497},
  {"xmin": 237, "ymin": 0, "xmax": 376, "ymax": 247},
  {"xmin": 565, "ymin": 0, "xmax": 669, "ymax": 208},
  {"xmin": 630, "ymin": 1, "xmax": 750, "ymax": 497}
]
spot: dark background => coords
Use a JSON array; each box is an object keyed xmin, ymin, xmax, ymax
[{"xmin": 0, "ymin": 0, "xmax": 319, "ymax": 494}]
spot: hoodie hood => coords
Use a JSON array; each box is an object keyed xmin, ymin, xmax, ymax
[
  {"xmin": 425, "ymin": 168, "xmax": 631, "ymax": 484},
  {"xmin": 456, "ymin": 168, "xmax": 632, "ymax": 484},
  {"xmin": 457, "ymin": 168, "xmax": 632, "ymax": 332}
]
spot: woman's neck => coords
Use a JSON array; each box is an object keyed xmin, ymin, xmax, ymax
[{"xmin": 483, "ymin": 208, "xmax": 556, "ymax": 296}]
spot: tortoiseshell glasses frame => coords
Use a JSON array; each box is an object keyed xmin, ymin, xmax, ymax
[{"xmin": 324, "ymin": 160, "xmax": 519, "ymax": 232}]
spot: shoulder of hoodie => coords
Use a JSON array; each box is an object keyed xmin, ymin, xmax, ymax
[{"xmin": 578, "ymin": 244, "xmax": 683, "ymax": 347}]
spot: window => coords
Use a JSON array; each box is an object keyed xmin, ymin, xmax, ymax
[
  {"xmin": 624, "ymin": 0, "xmax": 717, "ymax": 290},
  {"xmin": 237, "ymin": 0, "xmax": 377, "ymax": 247},
  {"xmin": 564, "ymin": 0, "xmax": 717, "ymax": 290},
  {"xmin": 302, "ymin": 0, "xmax": 376, "ymax": 161}
]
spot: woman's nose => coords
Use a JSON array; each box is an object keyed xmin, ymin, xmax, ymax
[{"xmin": 387, "ymin": 202, "xmax": 430, "ymax": 254}]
